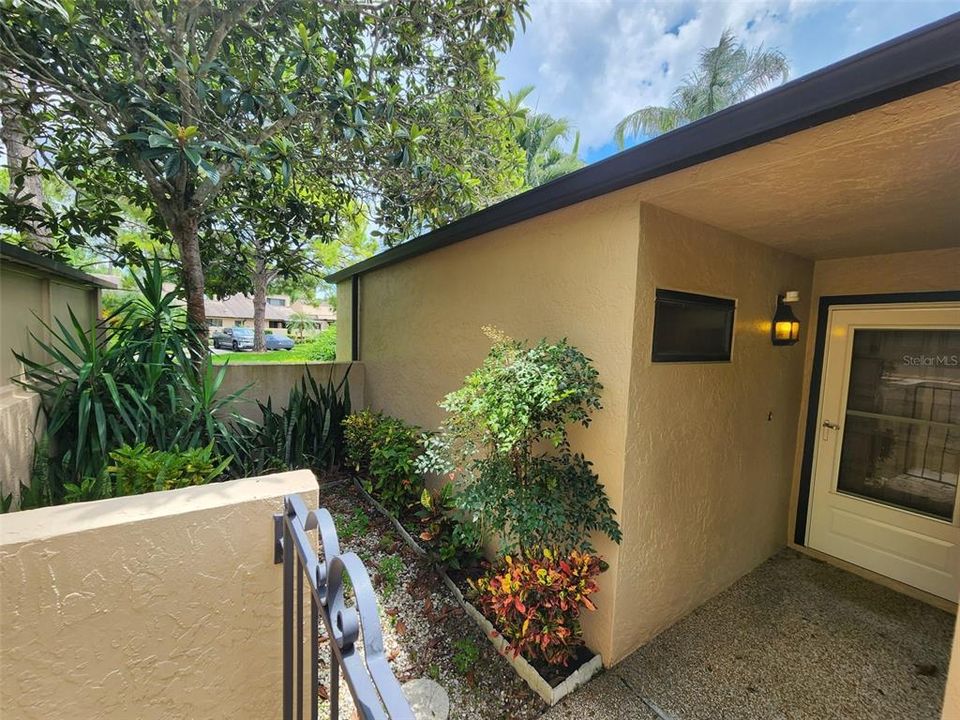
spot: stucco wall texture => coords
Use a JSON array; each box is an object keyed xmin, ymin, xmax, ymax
[
  {"xmin": 347, "ymin": 187, "xmax": 643, "ymax": 661},
  {"xmin": 1, "ymin": 265, "xmax": 100, "ymax": 504},
  {"xmin": 339, "ymin": 191, "xmax": 823, "ymax": 664},
  {"xmin": 945, "ymin": 611, "xmax": 960, "ymax": 719},
  {"xmin": 0, "ymin": 470, "xmax": 318, "ymax": 719},
  {"xmin": 218, "ymin": 361, "xmax": 363, "ymax": 421},
  {"xmin": 615, "ymin": 205, "xmax": 813, "ymax": 661}
]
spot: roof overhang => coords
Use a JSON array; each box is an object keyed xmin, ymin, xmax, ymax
[
  {"xmin": 328, "ymin": 12, "xmax": 960, "ymax": 283},
  {"xmin": 1, "ymin": 241, "xmax": 115, "ymax": 288}
]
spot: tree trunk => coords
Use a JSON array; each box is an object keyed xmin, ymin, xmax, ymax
[
  {"xmin": 252, "ymin": 251, "xmax": 268, "ymax": 352},
  {"xmin": 171, "ymin": 213, "xmax": 208, "ymax": 353},
  {"xmin": 0, "ymin": 72, "xmax": 50, "ymax": 250}
]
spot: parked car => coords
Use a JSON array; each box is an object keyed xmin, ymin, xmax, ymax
[
  {"xmin": 264, "ymin": 333, "xmax": 295, "ymax": 351},
  {"xmin": 212, "ymin": 327, "xmax": 254, "ymax": 351}
]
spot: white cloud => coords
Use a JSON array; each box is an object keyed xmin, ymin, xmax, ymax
[{"xmin": 498, "ymin": 0, "xmax": 960, "ymax": 154}]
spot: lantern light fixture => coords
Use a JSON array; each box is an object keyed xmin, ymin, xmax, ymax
[{"xmin": 772, "ymin": 292, "xmax": 800, "ymax": 346}]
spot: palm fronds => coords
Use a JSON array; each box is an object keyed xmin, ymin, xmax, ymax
[{"xmin": 615, "ymin": 27, "xmax": 790, "ymax": 148}]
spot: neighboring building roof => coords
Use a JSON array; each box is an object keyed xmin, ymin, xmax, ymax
[
  {"xmin": 157, "ymin": 282, "xmax": 335, "ymax": 323},
  {"xmin": 327, "ymin": 13, "xmax": 960, "ymax": 283},
  {"xmin": 92, "ymin": 273, "xmax": 123, "ymax": 289},
  {"xmin": 204, "ymin": 292, "xmax": 335, "ymax": 323},
  {"xmin": 1, "ymin": 241, "xmax": 116, "ymax": 288}
]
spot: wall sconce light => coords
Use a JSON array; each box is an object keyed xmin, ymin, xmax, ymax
[{"xmin": 772, "ymin": 292, "xmax": 800, "ymax": 346}]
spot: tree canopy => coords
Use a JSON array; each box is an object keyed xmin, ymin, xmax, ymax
[{"xmin": 0, "ymin": 0, "xmax": 529, "ymax": 338}]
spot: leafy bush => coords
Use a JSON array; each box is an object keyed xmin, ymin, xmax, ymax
[
  {"xmin": 418, "ymin": 327, "xmax": 621, "ymax": 555},
  {"xmin": 13, "ymin": 260, "xmax": 251, "ymax": 504},
  {"xmin": 249, "ymin": 366, "xmax": 352, "ymax": 471},
  {"xmin": 471, "ymin": 549, "xmax": 605, "ymax": 666},
  {"xmin": 343, "ymin": 410, "xmax": 423, "ymax": 515},
  {"xmin": 108, "ymin": 443, "xmax": 229, "ymax": 496},
  {"xmin": 417, "ymin": 484, "xmax": 480, "ymax": 570},
  {"xmin": 343, "ymin": 409, "xmax": 380, "ymax": 476},
  {"xmin": 368, "ymin": 415, "xmax": 423, "ymax": 514},
  {"xmin": 302, "ymin": 325, "xmax": 337, "ymax": 361}
]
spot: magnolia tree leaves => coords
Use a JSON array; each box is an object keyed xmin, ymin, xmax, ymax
[{"xmin": 0, "ymin": 0, "xmax": 530, "ymax": 328}]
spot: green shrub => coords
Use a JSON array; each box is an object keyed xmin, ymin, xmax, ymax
[
  {"xmin": 368, "ymin": 416, "xmax": 422, "ymax": 514},
  {"xmin": 418, "ymin": 327, "xmax": 621, "ymax": 556},
  {"xmin": 343, "ymin": 410, "xmax": 423, "ymax": 515},
  {"xmin": 342, "ymin": 409, "xmax": 380, "ymax": 475},
  {"xmin": 108, "ymin": 443, "xmax": 230, "ymax": 496},
  {"xmin": 302, "ymin": 325, "xmax": 337, "ymax": 361}
]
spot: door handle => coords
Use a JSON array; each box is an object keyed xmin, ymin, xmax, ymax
[{"xmin": 821, "ymin": 420, "xmax": 840, "ymax": 441}]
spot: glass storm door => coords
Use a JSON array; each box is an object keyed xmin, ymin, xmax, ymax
[{"xmin": 807, "ymin": 303, "xmax": 960, "ymax": 601}]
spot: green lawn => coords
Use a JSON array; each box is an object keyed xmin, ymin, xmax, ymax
[{"xmin": 211, "ymin": 344, "xmax": 322, "ymax": 364}]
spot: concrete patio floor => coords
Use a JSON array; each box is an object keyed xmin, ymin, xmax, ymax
[{"xmin": 543, "ymin": 549, "xmax": 954, "ymax": 720}]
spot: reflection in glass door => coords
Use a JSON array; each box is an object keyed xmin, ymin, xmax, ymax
[{"xmin": 837, "ymin": 329, "xmax": 959, "ymax": 521}]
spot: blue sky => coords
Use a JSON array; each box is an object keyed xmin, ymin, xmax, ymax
[{"xmin": 498, "ymin": 1, "xmax": 960, "ymax": 164}]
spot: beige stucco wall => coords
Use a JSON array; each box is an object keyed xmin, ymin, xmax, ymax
[
  {"xmin": 787, "ymin": 247, "xmax": 960, "ymax": 548},
  {"xmin": 218, "ymin": 361, "xmax": 363, "ymax": 421},
  {"xmin": 944, "ymin": 612, "xmax": 960, "ymax": 719},
  {"xmin": 0, "ymin": 470, "xmax": 318, "ymax": 719},
  {"xmin": 0, "ymin": 386, "xmax": 42, "ymax": 505},
  {"xmin": 610, "ymin": 204, "xmax": 814, "ymax": 662},
  {"xmin": 1, "ymin": 263, "xmax": 100, "ymax": 504},
  {"xmin": 335, "ymin": 280, "xmax": 353, "ymax": 361},
  {"xmin": 341, "ymin": 187, "xmax": 644, "ymax": 662}
]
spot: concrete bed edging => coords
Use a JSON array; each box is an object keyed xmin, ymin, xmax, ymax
[{"xmin": 349, "ymin": 477, "xmax": 603, "ymax": 706}]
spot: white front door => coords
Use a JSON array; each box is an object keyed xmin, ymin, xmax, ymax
[{"xmin": 807, "ymin": 303, "xmax": 960, "ymax": 602}]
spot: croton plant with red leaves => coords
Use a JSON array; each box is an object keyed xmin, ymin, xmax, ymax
[{"xmin": 470, "ymin": 549, "xmax": 607, "ymax": 666}]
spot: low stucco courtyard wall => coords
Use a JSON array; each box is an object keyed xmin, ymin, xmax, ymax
[
  {"xmin": 0, "ymin": 386, "xmax": 42, "ymax": 506},
  {"xmin": 218, "ymin": 361, "xmax": 364, "ymax": 421},
  {"xmin": 0, "ymin": 470, "xmax": 318, "ymax": 719},
  {"xmin": 1, "ymin": 259, "xmax": 101, "ymax": 505}
]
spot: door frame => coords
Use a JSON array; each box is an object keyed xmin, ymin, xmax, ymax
[{"xmin": 794, "ymin": 290, "xmax": 960, "ymax": 546}]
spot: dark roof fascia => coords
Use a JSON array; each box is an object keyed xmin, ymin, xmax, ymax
[
  {"xmin": 0, "ymin": 241, "xmax": 114, "ymax": 288},
  {"xmin": 327, "ymin": 12, "xmax": 960, "ymax": 284}
]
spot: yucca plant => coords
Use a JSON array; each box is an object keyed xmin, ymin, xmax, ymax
[{"xmin": 13, "ymin": 259, "xmax": 251, "ymax": 504}]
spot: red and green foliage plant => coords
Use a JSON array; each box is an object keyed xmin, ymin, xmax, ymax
[{"xmin": 470, "ymin": 549, "xmax": 606, "ymax": 666}]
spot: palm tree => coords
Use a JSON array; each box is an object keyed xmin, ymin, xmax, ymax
[
  {"xmin": 615, "ymin": 29, "xmax": 789, "ymax": 149},
  {"xmin": 505, "ymin": 86, "xmax": 586, "ymax": 187},
  {"xmin": 286, "ymin": 310, "xmax": 315, "ymax": 341}
]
